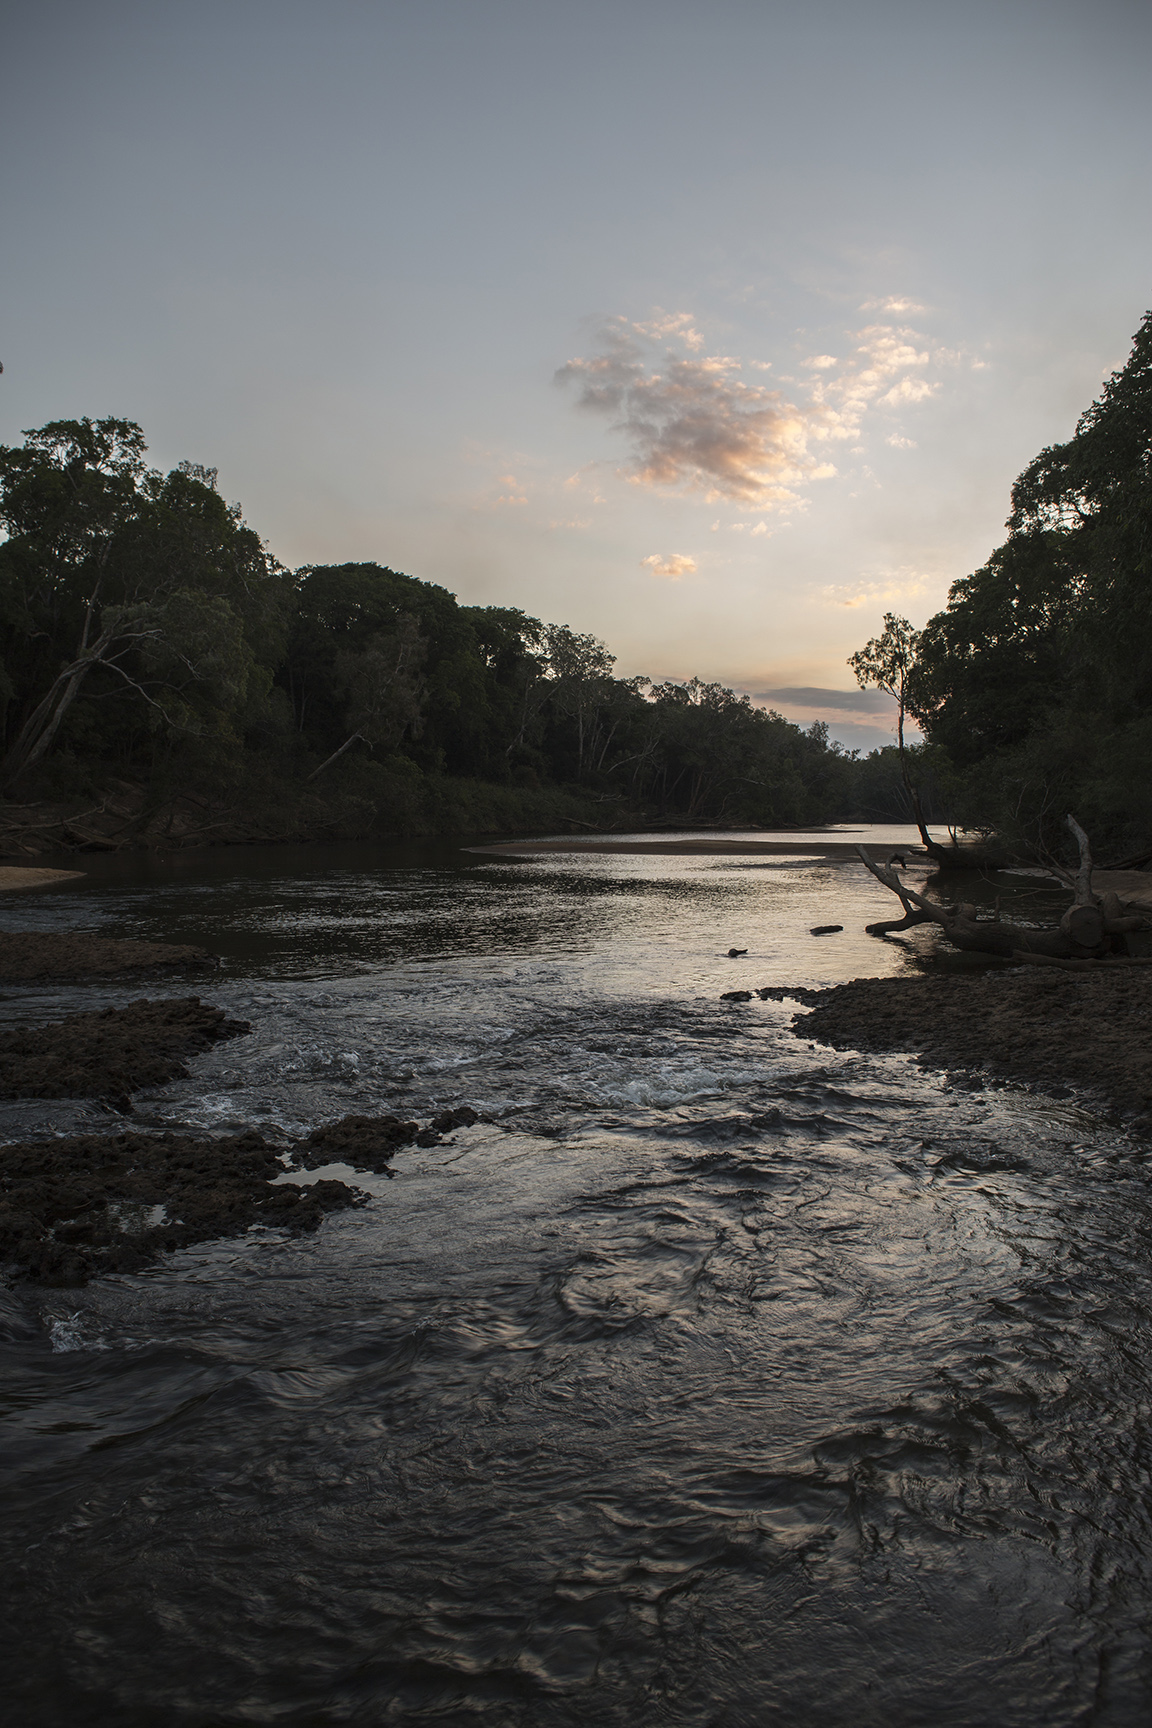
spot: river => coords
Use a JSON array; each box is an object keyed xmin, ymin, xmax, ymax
[{"xmin": 2, "ymin": 830, "xmax": 1151, "ymax": 1725}]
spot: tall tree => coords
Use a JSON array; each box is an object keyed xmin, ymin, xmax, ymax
[
  {"xmin": 904, "ymin": 309, "xmax": 1152, "ymax": 858},
  {"xmin": 848, "ymin": 612, "xmax": 934, "ymax": 846},
  {"xmin": 0, "ymin": 419, "xmax": 283, "ymax": 787}
]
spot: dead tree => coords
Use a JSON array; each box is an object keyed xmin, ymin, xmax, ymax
[{"xmin": 858, "ymin": 816, "xmax": 1151, "ymax": 969}]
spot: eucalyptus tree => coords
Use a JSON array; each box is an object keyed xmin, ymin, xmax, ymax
[{"xmin": 0, "ymin": 418, "xmax": 284, "ymax": 788}]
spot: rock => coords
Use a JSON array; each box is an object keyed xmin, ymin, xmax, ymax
[
  {"xmin": 727, "ymin": 948, "xmax": 748, "ymax": 957},
  {"xmin": 720, "ymin": 990, "xmax": 754, "ymax": 1001},
  {"xmin": 0, "ymin": 1127, "xmax": 362, "ymax": 1287},
  {"xmin": 293, "ymin": 1107, "xmax": 481, "ymax": 1170},
  {"xmin": 430, "ymin": 1105, "xmax": 480, "ymax": 1132},
  {"xmin": 0, "ymin": 998, "xmax": 250, "ymax": 1100},
  {"xmin": 0, "ymin": 930, "xmax": 215, "ymax": 982},
  {"xmin": 756, "ymin": 986, "xmax": 828, "ymax": 1005},
  {"xmin": 809, "ymin": 924, "xmax": 844, "ymax": 935},
  {"xmin": 293, "ymin": 1114, "xmax": 419, "ymax": 1173},
  {"xmin": 798, "ymin": 971, "xmax": 1152, "ymax": 1132}
]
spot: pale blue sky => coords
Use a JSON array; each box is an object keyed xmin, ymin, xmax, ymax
[{"xmin": 3, "ymin": 0, "xmax": 1150, "ymax": 749}]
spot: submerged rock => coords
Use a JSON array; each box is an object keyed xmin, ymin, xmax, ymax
[
  {"xmin": 292, "ymin": 1106, "xmax": 483, "ymax": 1169},
  {"xmin": 293, "ymin": 1114, "xmax": 421, "ymax": 1173}
]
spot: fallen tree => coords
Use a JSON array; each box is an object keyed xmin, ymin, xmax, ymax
[{"xmin": 860, "ymin": 816, "xmax": 1151, "ymax": 968}]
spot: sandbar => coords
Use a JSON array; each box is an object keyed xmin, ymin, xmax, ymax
[{"xmin": 0, "ymin": 866, "xmax": 85, "ymax": 891}]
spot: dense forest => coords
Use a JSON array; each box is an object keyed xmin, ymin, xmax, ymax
[
  {"xmin": 895, "ymin": 307, "xmax": 1152, "ymax": 864},
  {"xmin": 2, "ymin": 309, "xmax": 1147, "ymax": 855},
  {"xmin": 0, "ymin": 417, "xmax": 909, "ymax": 844}
]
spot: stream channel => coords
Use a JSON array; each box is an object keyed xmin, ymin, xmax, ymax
[{"xmin": 2, "ymin": 829, "xmax": 1151, "ymax": 1726}]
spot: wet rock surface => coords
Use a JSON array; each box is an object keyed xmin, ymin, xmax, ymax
[
  {"xmin": 0, "ymin": 997, "xmax": 251, "ymax": 1102},
  {"xmin": 291, "ymin": 1107, "xmax": 482, "ymax": 1171},
  {"xmin": 0, "ymin": 930, "xmax": 215, "ymax": 982},
  {"xmin": 0, "ymin": 1128, "xmax": 362, "ymax": 1286},
  {"xmin": 792, "ymin": 969, "xmax": 1152, "ymax": 1130},
  {"xmin": 1, "ymin": 1105, "xmax": 486, "ymax": 1286}
]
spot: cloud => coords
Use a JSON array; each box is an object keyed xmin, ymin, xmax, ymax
[
  {"xmin": 749, "ymin": 685, "xmax": 922, "ymax": 751},
  {"xmin": 755, "ymin": 685, "xmax": 899, "ymax": 716},
  {"xmin": 556, "ymin": 310, "xmax": 948, "ymax": 508},
  {"xmin": 882, "ymin": 376, "xmax": 937, "ymax": 405},
  {"xmin": 886, "ymin": 433, "xmax": 917, "ymax": 449},
  {"xmin": 634, "ymin": 308, "xmax": 704, "ymax": 351},
  {"xmin": 557, "ymin": 319, "xmax": 831, "ymax": 506},
  {"xmin": 641, "ymin": 552, "xmax": 697, "ymax": 579},
  {"xmin": 860, "ymin": 296, "xmax": 926, "ymax": 314},
  {"xmin": 820, "ymin": 570, "xmax": 935, "ymax": 609}
]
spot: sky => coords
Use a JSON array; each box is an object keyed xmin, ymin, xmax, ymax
[{"xmin": 2, "ymin": 0, "xmax": 1150, "ymax": 751}]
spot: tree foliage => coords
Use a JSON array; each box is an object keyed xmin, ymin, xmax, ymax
[
  {"xmin": 899, "ymin": 309, "xmax": 1152, "ymax": 858},
  {"xmin": 0, "ymin": 419, "xmax": 285, "ymax": 788},
  {"xmin": 0, "ymin": 417, "xmax": 873, "ymax": 831}
]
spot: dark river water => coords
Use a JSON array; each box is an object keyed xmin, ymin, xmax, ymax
[{"xmin": 2, "ymin": 830, "xmax": 1151, "ymax": 1726}]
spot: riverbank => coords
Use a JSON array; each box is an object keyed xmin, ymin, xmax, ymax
[
  {"xmin": 0, "ymin": 771, "xmax": 637, "ymax": 855},
  {"xmin": 468, "ymin": 836, "xmax": 872, "ymax": 859},
  {"xmin": 788, "ymin": 969, "xmax": 1152, "ymax": 1132}
]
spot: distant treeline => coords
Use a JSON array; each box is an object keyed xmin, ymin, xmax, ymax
[{"xmin": 0, "ymin": 417, "xmax": 929, "ymax": 836}]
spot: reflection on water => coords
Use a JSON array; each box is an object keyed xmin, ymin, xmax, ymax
[{"xmin": 1, "ymin": 836, "xmax": 1148, "ymax": 1726}]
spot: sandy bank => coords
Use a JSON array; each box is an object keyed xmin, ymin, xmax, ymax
[
  {"xmin": 0, "ymin": 867, "xmax": 85, "ymax": 891},
  {"xmin": 467, "ymin": 838, "xmax": 876, "ymax": 859}
]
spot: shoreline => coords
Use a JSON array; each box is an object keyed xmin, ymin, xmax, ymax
[
  {"xmin": 790, "ymin": 969, "xmax": 1152, "ymax": 1134},
  {"xmin": 0, "ymin": 866, "xmax": 86, "ymax": 891},
  {"xmin": 466, "ymin": 837, "xmax": 877, "ymax": 859}
]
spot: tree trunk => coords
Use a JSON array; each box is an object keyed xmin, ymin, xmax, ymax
[
  {"xmin": 0, "ymin": 649, "xmax": 106, "ymax": 788},
  {"xmin": 858, "ymin": 816, "xmax": 1150, "ymax": 965},
  {"xmin": 305, "ymin": 732, "xmax": 367, "ymax": 781}
]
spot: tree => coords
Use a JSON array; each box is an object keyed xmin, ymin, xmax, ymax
[
  {"xmin": 541, "ymin": 623, "xmax": 617, "ymax": 778},
  {"xmin": 306, "ymin": 615, "xmax": 426, "ymax": 779},
  {"xmin": 0, "ymin": 419, "xmax": 283, "ymax": 788},
  {"xmin": 903, "ymin": 309, "xmax": 1152, "ymax": 862},
  {"xmin": 848, "ymin": 612, "xmax": 937, "ymax": 848}
]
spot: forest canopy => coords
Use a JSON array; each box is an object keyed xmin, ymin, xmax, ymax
[
  {"xmin": 0, "ymin": 419, "xmax": 903, "ymax": 837},
  {"xmin": 13, "ymin": 302, "xmax": 1146, "ymax": 857},
  {"xmin": 900, "ymin": 308, "xmax": 1152, "ymax": 862},
  {"xmin": 13, "ymin": 300, "xmax": 1144, "ymax": 858}
]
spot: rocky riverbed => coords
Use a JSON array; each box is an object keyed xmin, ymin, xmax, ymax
[
  {"xmin": 0, "ymin": 996, "xmax": 249, "ymax": 1104},
  {"xmin": 0, "ymin": 991, "xmax": 484, "ymax": 1285},
  {"xmin": 0, "ymin": 929, "xmax": 216, "ymax": 982},
  {"xmin": 780, "ymin": 968, "xmax": 1152, "ymax": 1132}
]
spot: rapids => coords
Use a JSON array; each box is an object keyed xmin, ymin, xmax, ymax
[{"xmin": 2, "ymin": 832, "xmax": 1150, "ymax": 1725}]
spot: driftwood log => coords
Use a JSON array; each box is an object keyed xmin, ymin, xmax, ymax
[{"xmin": 859, "ymin": 817, "xmax": 1152, "ymax": 970}]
